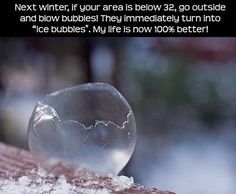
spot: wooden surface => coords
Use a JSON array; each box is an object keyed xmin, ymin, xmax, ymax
[{"xmin": 0, "ymin": 142, "xmax": 175, "ymax": 194}]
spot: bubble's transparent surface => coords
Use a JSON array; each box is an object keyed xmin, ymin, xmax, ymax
[{"xmin": 28, "ymin": 83, "xmax": 137, "ymax": 175}]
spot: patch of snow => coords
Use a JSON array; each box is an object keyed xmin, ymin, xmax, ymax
[
  {"xmin": 111, "ymin": 175, "xmax": 134, "ymax": 191},
  {"xmin": 0, "ymin": 168, "xmax": 110, "ymax": 194}
]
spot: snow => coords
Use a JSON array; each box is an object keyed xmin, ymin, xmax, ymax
[
  {"xmin": 0, "ymin": 168, "xmax": 110, "ymax": 194},
  {"xmin": 0, "ymin": 167, "xmax": 134, "ymax": 194},
  {"xmin": 111, "ymin": 175, "xmax": 134, "ymax": 191}
]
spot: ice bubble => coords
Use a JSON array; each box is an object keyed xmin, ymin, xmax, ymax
[{"xmin": 28, "ymin": 83, "xmax": 137, "ymax": 175}]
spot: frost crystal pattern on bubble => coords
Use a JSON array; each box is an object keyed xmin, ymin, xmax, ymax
[{"xmin": 28, "ymin": 83, "xmax": 137, "ymax": 175}]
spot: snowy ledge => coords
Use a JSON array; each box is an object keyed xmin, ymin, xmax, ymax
[{"xmin": 0, "ymin": 142, "xmax": 175, "ymax": 194}]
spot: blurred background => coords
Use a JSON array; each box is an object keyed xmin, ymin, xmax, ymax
[{"xmin": 0, "ymin": 37, "xmax": 236, "ymax": 194}]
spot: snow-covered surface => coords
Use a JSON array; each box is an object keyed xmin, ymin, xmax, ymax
[
  {"xmin": 0, "ymin": 142, "xmax": 174, "ymax": 194},
  {"xmin": 0, "ymin": 168, "xmax": 134, "ymax": 194}
]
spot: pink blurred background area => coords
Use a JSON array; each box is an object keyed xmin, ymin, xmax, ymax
[{"xmin": 1, "ymin": 38, "xmax": 236, "ymax": 194}]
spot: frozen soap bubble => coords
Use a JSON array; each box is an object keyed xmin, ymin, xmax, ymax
[{"xmin": 28, "ymin": 83, "xmax": 137, "ymax": 175}]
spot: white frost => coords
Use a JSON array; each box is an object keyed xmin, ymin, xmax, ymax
[
  {"xmin": 0, "ymin": 169, "xmax": 110, "ymax": 194},
  {"xmin": 111, "ymin": 175, "xmax": 134, "ymax": 191},
  {"xmin": 34, "ymin": 102, "xmax": 132, "ymax": 131}
]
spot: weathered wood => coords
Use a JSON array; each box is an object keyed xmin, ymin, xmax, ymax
[{"xmin": 0, "ymin": 142, "xmax": 175, "ymax": 194}]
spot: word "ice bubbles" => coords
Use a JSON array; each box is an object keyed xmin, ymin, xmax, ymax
[{"xmin": 28, "ymin": 83, "xmax": 137, "ymax": 175}]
